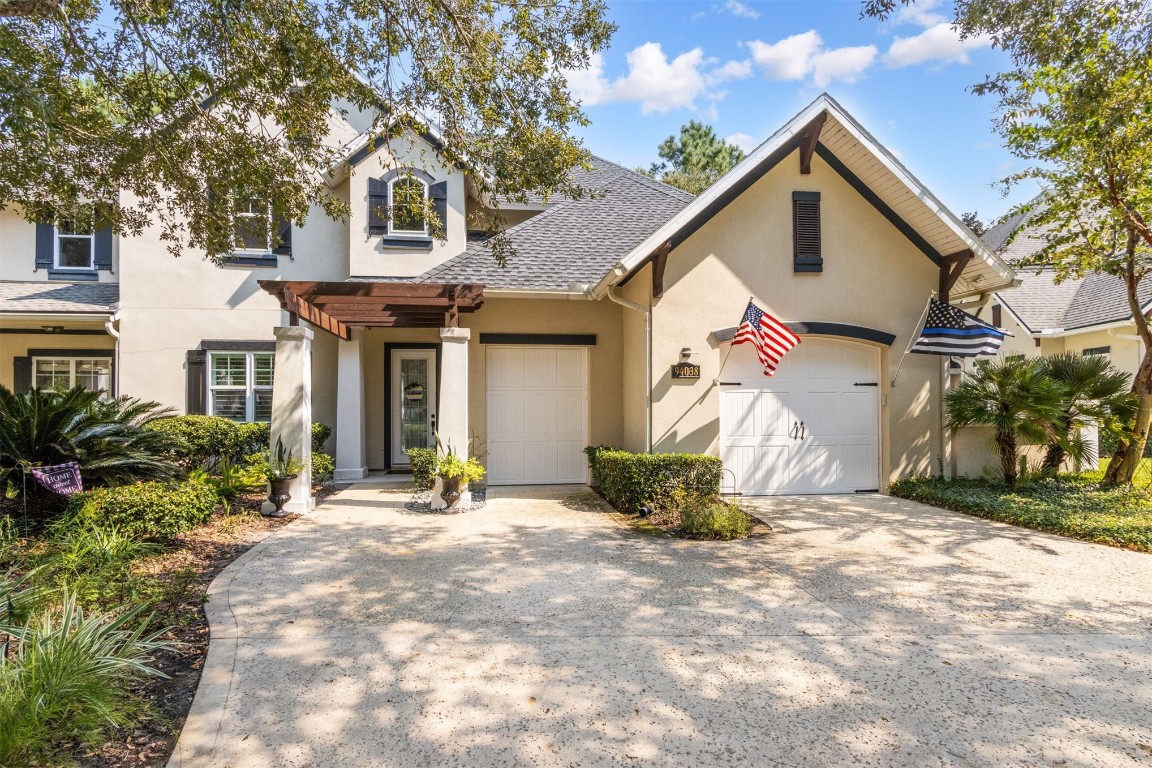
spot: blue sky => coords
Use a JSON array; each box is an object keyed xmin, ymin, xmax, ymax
[{"xmin": 567, "ymin": 0, "xmax": 1040, "ymax": 225}]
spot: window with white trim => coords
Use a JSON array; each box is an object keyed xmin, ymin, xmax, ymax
[
  {"xmin": 56, "ymin": 212, "xmax": 95, "ymax": 269},
  {"xmin": 33, "ymin": 357, "xmax": 111, "ymax": 391},
  {"xmin": 208, "ymin": 352, "xmax": 274, "ymax": 422},
  {"xmin": 1082, "ymin": 345, "xmax": 1111, "ymax": 358},
  {"xmin": 388, "ymin": 175, "xmax": 429, "ymax": 235},
  {"xmin": 232, "ymin": 198, "xmax": 271, "ymax": 253}
]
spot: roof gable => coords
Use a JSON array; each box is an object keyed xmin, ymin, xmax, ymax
[{"xmin": 593, "ymin": 94, "xmax": 1015, "ymax": 299}]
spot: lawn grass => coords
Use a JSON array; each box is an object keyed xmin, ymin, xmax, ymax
[{"xmin": 889, "ymin": 472, "xmax": 1152, "ymax": 553}]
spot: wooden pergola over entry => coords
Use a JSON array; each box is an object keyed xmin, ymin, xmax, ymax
[{"xmin": 258, "ymin": 281, "xmax": 485, "ymax": 340}]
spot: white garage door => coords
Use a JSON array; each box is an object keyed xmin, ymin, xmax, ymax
[
  {"xmin": 486, "ymin": 346, "xmax": 589, "ymax": 485},
  {"xmin": 720, "ymin": 338, "xmax": 880, "ymax": 495}
]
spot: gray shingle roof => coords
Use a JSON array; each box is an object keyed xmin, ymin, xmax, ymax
[
  {"xmin": 418, "ymin": 156, "xmax": 694, "ymax": 290},
  {"xmin": 0, "ymin": 281, "xmax": 119, "ymax": 314},
  {"xmin": 994, "ymin": 268, "xmax": 1083, "ymax": 333}
]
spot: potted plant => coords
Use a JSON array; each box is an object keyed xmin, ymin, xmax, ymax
[
  {"xmin": 260, "ymin": 437, "xmax": 304, "ymax": 517},
  {"xmin": 437, "ymin": 450, "xmax": 485, "ymax": 509}
]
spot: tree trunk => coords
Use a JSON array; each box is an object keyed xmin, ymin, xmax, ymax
[
  {"xmin": 998, "ymin": 430, "xmax": 1018, "ymax": 485},
  {"xmin": 1103, "ymin": 227, "xmax": 1152, "ymax": 485}
]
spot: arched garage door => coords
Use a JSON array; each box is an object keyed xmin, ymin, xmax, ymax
[{"xmin": 720, "ymin": 338, "xmax": 880, "ymax": 495}]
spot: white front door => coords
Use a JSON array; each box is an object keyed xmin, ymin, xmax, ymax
[
  {"xmin": 391, "ymin": 348, "xmax": 437, "ymax": 467},
  {"xmin": 720, "ymin": 338, "xmax": 880, "ymax": 495},
  {"xmin": 486, "ymin": 346, "xmax": 589, "ymax": 484}
]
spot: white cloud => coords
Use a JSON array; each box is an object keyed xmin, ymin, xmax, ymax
[
  {"xmin": 884, "ymin": 22, "xmax": 992, "ymax": 68},
  {"xmin": 565, "ymin": 43, "xmax": 750, "ymax": 115},
  {"xmin": 893, "ymin": 0, "xmax": 947, "ymax": 26},
  {"xmin": 746, "ymin": 31, "xmax": 877, "ymax": 87},
  {"xmin": 810, "ymin": 45, "xmax": 879, "ymax": 86},
  {"xmin": 725, "ymin": 132, "xmax": 757, "ymax": 153},
  {"xmin": 720, "ymin": 0, "xmax": 760, "ymax": 19},
  {"xmin": 746, "ymin": 31, "xmax": 822, "ymax": 81}
]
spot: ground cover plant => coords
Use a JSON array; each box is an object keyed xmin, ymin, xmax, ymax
[{"xmin": 889, "ymin": 474, "xmax": 1152, "ymax": 553}]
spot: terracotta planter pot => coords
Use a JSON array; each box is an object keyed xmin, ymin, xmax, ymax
[{"xmin": 265, "ymin": 475, "xmax": 297, "ymax": 517}]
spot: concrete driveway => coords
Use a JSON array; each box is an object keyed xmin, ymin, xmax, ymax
[{"xmin": 169, "ymin": 484, "xmax": 1152, "ymax": 768}]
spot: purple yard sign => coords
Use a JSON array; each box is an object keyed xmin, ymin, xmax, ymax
[{"xmin": 30, "ymin": 462, "xmax": 83, "ymax": 496}]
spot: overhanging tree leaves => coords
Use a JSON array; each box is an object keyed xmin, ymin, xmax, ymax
[
  {"xmin": 863, "ymin": 0, "xmax": 1152, "ymax": 485},
  {"xmin": 647, "ymin": 120, "xmax": 745, "ymax": 195},
  {"xmin": 0, "ymin": 0, "xmax": 613, "ymax": 261}
]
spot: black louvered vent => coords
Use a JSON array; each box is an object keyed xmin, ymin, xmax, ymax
[{"xmin": 793, "ymin": 191, "xmax": 822, "ymax": 273}]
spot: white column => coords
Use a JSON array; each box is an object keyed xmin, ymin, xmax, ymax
[
  {"xmin": 334, "ymin": 329, "xmax": 368, "ymax": 481},
  {"xmin": 431, "ymin": 326, "xmax": 471, "ymax": 510},
  {"xmin": 264, "ymin": 326, "xmax": 313, "ymax": 514}
]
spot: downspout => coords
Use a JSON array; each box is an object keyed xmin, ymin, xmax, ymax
[
  {"xmin": 104, "ymin": 309, "xmax": 120, "ymax": 397},
  {"xmin": 606, "ymin": 286, "xmax": 652, "ymax": 453}
]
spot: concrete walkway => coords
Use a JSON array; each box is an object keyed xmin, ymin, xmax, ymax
[{"xmin": 169, "ymin": 485, "xmax": 1152, "ymax": 768}]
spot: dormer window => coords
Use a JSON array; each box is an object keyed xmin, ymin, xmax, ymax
[
  {"xmin": 56, "ymin": 212, "xmax": 94, "ymax": 269},
  {"xmin": 388, "ymin": 175, "xmax": 429, "ymax": 235},
  {"xmin": 233, "ymin": 197, "xmax": 271, "ymax": 253}
]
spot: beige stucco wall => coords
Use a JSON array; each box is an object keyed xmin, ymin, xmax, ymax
[
  {"xmin": 357, "ymin": 296, "xmax": 624, "ymax": 470},
  {"xmin": 347, "ymin": 135, "xmax": 467, "ymax": 278},
  {"xmin": 645, "ymin": 146, "xmax": 945, "ymax": 485},
  {"xmin": 0, "ymin": 206, "xmax": 119, "ymax": 283}
]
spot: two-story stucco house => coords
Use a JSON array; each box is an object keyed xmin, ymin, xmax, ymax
[{"xmin": 0, "ymin": 94, "xmax": 1015, "ymax": 509}]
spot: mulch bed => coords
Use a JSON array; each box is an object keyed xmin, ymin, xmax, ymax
[{"xmin": 72, "ymin": 487, "xmax": 336, "ymax": 767}]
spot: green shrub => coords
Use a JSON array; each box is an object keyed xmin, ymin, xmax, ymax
[
  {"xmin": 587, "ymin": 448, "xmax": 722, "ymax": 515},
  {"xmin": 680, "ymin": 501, "xmax": 755, "ymax": 540},
  {"xmin": 312, "ymin": 453, "xmax": 335, "ymax": 484},
  {"xmin": 583, "ymin": 445, "xmax": 616, "ymax": 491},
  {"xmin": 67, "ymin": 481, "xmax": 217, "ymax": 539},
  {"xmin": 407, "ymin": 447, "xmax": 438, "ymax": 491},
  {"xmin": 148, "ymin": 415, "xmax": 246, "ymax": 470},
  {"xmin": 310, "ymin": 423, "xmax": 332, "ymax": 453},
  {"xmin": 0, "ymin": 591, "xmax": 171, "ymax": 765}
]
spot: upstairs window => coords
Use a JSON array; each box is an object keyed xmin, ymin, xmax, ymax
[
  {"xmin": 232, "ymin": 198, "xmax": 271, "ymax": 253},
  {"xmin": 208, "ymin": 351, "xmax": 274, "ymax": 422},
  {"xmin": 388, "ymin": 175, "xmax": 429, "ymax": 235},
  {"xmin": 792, "ymin": 191, "xmax": 822, "ymax": 273},
  {"xmin": 56, "ymin": 213, "xmax": 95, "ymax": 269}
]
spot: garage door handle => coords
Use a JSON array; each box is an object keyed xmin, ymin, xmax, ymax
[
  {"xmin": 854, "ymin": 382, "xmax": 879, "ymax": 387},
  {"xmin": 790, "ymin": 420, "xmax": 798, "ymax": 440},
  {"xmin": 799, "ymin": 421, "xmax": 805, "ymax": 440}
]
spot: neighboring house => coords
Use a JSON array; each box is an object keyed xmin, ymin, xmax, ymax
[
  {"xmin": 984, "ymin": 209, "xmax": 1150, "ymax": 379},
  {"xmin": 0, "ymin": 94, "xmax": 1015, "ymax": 505}
]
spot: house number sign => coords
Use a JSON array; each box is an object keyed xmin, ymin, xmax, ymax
[{"xmin": 671, "ymin": 362, "xmax": 701, "ymax": 379}]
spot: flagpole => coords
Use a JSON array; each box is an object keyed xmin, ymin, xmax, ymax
[
  {"xmin": 715, "ymin": 296, "xmax": 753, "ymax": 383},
  {"xmin": 890, "ymin": 293, "xmax": 934, "ymax": 388}
]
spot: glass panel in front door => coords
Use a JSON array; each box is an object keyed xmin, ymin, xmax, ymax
[{"xmin": 400, "ymin": 357, "xmax": 431, "ymax": 457}]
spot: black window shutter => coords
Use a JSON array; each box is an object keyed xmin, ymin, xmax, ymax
[
  {"xmin": 367, "ymin": 177, "xmax": 388, "ymax": 235},
  {"xmin": 186, "ymin": 349, "xmax": 207, "ymax": 414},
  {"xmin": 273, "ymin": 216, "xmax": 292, "ymax": 256},
  {"xmin": 430, "ymin": 181, "xmax": 448, "ymax": 234},
  {"xmin": 35, "ymin": 223, "xmax": 54, "ymax": 270},
  {"xmin": 13, "ymin": 357, "xmax": 32, "ymax": 394},
  {"xmin": 793, "ymin": 191, "xmax": 822, "ymax": 273},
  {"xmin": 94, "ymin": 226, "xmax": 113, "ymax": 270},
  {"xmin": 992, "ymin": 304, "xmax": 1002, "ymax": 328}
]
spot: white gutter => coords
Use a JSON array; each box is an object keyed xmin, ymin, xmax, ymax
[
  {"xmin": 104, "ymin": 309, "xmax": 121, "ymax": 396},
  {"xmin": 606, "ymin": 286, "xmax": 652, "ymax": 453},
  {"xmin": 0, "ymin": 312, "xmax": 113, "ymax": 322}
]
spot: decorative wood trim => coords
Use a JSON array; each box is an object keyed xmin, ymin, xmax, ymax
[
  {"xmin": 798, "ymin": 112, "xmax": 827, "ymax": 175},
  {"xmin": 813, "ymin": 144, "xmax": 945, "ymax": 267},
  {"xmin": 712, "ymin": 322, "xmax": 895, "ymax": 346},
  {"xmin": 651, "ymin": 240, "xmax": 671, "ymax": 298},
  {"xmin": 284, "ymin": 288, "xmax": 351, "ymax": 341},
  {"xmin": 939, "ymin": 249, "xmax": 974, "ymax": 304},
  {"xmin": 478, "ymin": 333, "xmax": 596, "ymax": 346}
]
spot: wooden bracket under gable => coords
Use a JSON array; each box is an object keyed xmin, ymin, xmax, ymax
[
  {"xmin": 799, "ymin": 112, "xmax": 828, "ymax": 175},
  {"xmin": 939, "ymin": 249, "xmax": 974, "ymax": 304},
  {"xmin": 651, "ymin": 240, "xmax": 672, "ymax": 298}
]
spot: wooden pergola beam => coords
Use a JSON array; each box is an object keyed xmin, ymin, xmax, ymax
[
  {"xmin": 799, "ymin": 112, "xmax": 828, "ymax": 175},
  {"xmin": 283, "ymin": 289, "xmax": 351, "ymax": 340}
]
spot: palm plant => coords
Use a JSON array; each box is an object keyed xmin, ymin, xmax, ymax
[
  {"xmin": 1038, "ymin": 353, "xmax": 1137, "ymax": 474},
  {"xmin": 945, "ymin": 357, "xmax": 1067, "ymax": 485},
  {"xmin": 0, "ymin": 386, "xmax": 182, "ymax": 520}
]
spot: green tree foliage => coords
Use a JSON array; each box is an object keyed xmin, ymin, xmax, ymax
[
  {"xmin": 0, "ymin": 386, "xmax": 181, "ymax": 522},
  {"xmin": 0, "ymin": 0, "xmax": 614, "ymax": 261},
  {"xmin": 1038, "ymin": 353, "xmax": 1136, "ymax": 473},
  {"xmin": 863, "ymin": 0, "xmax": 1152, "ymax": 485},
  {"xmin": 648, "ymin": 121, "xmax": 745, "ymax": 195},
  {"xmin": 944, "ymin": 358, "xmax": 1067, "ymax": 485},
  {"xmin": 962, "ymin": 211, "xmax": 987, "ymax": 236}
]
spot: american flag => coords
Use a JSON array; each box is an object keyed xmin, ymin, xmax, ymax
[
  {"xmin": 910, "ymin": 297, "xmax": 1006, "ymax": 356},
  {"xmin": 733, "ymin": 300, "xmax": 801, "ymax": 376}
]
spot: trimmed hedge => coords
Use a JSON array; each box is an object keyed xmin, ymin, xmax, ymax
[
  {"xmin": 407, "ymin": 447, "xmax": 437, "ymax": 491},
  {"xmin": 585, "ymin": 447, "xmax": 722, "ymax": 515},
  {"xmin": 66, "ymin": 480, "xmax": 218, "ymax": 539},
  {"xmin": 148, "ymin": 416, "xmax": 332, "ymax": 470}
]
